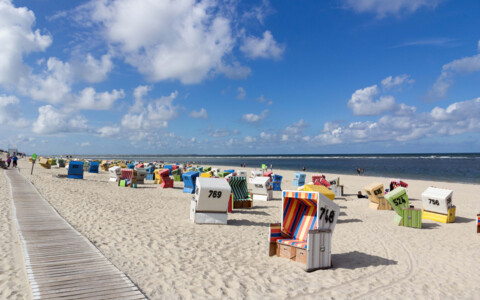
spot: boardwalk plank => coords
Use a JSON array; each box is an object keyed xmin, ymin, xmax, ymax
[{"xmin": 5, "ymin": 170, "xmax": 147, "ymax": 300}]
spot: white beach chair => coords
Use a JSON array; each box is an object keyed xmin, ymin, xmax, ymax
[
  {"xmin": 250, "ymin": 176, "xmax": 272, "ymax": 201},
  {"xmin": 190, "ymin": 178, "xmax": 232, "ymax": 224},
  {"xmin": 421, "ymin": 187, "xmax": 456, "ymax": 223},
  {"xmin": 109, "ymin": 166, "xmax": 121, "ymax": 182}
]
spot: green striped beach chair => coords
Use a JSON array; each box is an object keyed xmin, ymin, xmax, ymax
[{"xmin": 228, "ymin": 176, "xmax": 252, "ymax": 209}]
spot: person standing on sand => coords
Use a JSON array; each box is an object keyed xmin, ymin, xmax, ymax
[
  {"xmin": 270, "ymin": 164, "xmax": 273, "ymax": 171},
  {"xmin": 6, "ymin": 156, "xmax": 11, "ymax": 168},
  {"xmin": 12, "ymin": 154, "xmax": 18, "ymax": 168},
  {"xmin": 302, "ymin": 166, "xmax": 306, "ymax": 172}
]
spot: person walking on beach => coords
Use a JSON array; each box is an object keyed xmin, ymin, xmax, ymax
[
  {"xmin": 302, "ymin": 166, "xmax": 306, "ymax": 172},
  {"xmin": 270, "ymin": 164, "xmax": 273, "ymax": 171},
  {"xmin": 12, "ymin": 154, "xmax": 18, "ymax": 168},
  {"xmin": 6, "ymin": 156, "xmax": 11, "ymax": 168}
]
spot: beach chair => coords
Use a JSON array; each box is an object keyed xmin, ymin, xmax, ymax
[
  {"xmin": 68, "ymin": 161, "xmax": 84, "ymax": 179},
  {"xmin": 271, "ymin": 174, "xmax": 283, "ymax": 191},
  {"xmin": 136, "ymin": 168, "xmax": 147, "ymax": 184},
  {"xmin": 109, "ymin": 166, "xmax": 121, "ymax": 182},
  {"xmin": 237, "ymin": 170, "xmax": 247, "ymax": 178},
  {"xmin": 154, "ymin": 169, "xmax": 162, "ymax": 184},
  {"xmin": 88, "ymin": 161, "xmax": 99, "ymax": 173},
  {"xmin": 299, "ymin": 185, "xmax": 335, "ymax": 201},
  {"xmin": 120, "ymin": 169, "xmax": 137, "ymax": 187},
  {"xmin": 421, "ymin": 187, "xmax": 455, "ymax": 223},
  {"xmin": 182, "ymin": 171, "xmax": 200, "ymax": 193},
  {"xmin": 204, "ymin": 167, "xmax": 212, "ymax": 172},
  {"xmin": 229, "ymin": 176, "xmax": 253, "ymax": 208},
  {"xmin": 263, "ymin": 171, "xmax": 273, "ymax": 182},
  {"xmin": 217, "ymin": 171, "xmax": 230, "ymax": 178},
  {"xmin": 224, "ymin": 169, "xmax": 235, "ymax": 174},
  {"xmin": 250, "ymin": 176, "xmax": 272, "ymax": 201},
  {"xmin": 211, "ymin": 168, "xmax": 220, "ymax": 176},
  {"xmin": 164, "ymin": 165, "xmax": 173, "ymax": 175},
  {"xmin": 269, "ymin": 190, "xmax": 340, "ymax": 271},
  {"xmin": 200, "ymin": 172, "xmax": 212, "ymax": 178},
  {"xmin": 57, "ymin": 159, "xmax": 66, "ymax": 168},
  {"xmin": 197, "ymin": 166, "xmax": 204, "ymax": 173},
  {"xmin": 190, "ymin": 178, "xmax": 232, "ymax": 224},
  {"xmin": 39, "ymin": 157, "xmax": 51, "ymax": 169},
  {"xmin": 159, "ymin": 169, "xmax": 173, "ymax": 188},
  {"xmin": 385, "ymin": 187, "xmax": 421, "ymax": 228},
  {"xmin": 293, "ymin": 173, "xmax": 306, "ymax": 187},
  {"xmin": 251, "ymin": 170, "xmax": 262, "ymax": 178},
  {"xmin": 364, "ymin": 182, "xmax": 391, "ymax": 210}
]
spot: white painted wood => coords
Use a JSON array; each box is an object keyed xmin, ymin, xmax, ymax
[
  {"xmin": 251, "ymin": 170, "xmax": 263, "ymax": 178},
  {"xmin": 421, "ymin": 187, "xmax": 453, "ymax": 214},
  {"xmin": 195, "ymin": 178, "xmax": 231, "ymax": 212},
  {"xmin": 316, "ymin": 193, "xmax": 340, "ymax": 232},
  {"xmin": 108, "ymin": 166, "xmax": 121, "ymax": 182},
  {"xmin": 306, "ymin": 230, "xmax": 332, "ymax": 271},
  {"xmin": 237, "ymin": 170, "xmax": 247, "ymax": 178},
  {"xmin": 135, "ymin": 168, "xmax": 146, "ymax": 184},
  {"xmin": 194, "ymin": 212, "xmax": 227, "ymax": 224},
  {"xmin": 249, "ymin": 176, "xmax": 271, "ymax": 198}
]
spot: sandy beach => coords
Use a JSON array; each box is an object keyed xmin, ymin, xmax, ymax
[{"xmin": 2, "ymin": 157, "xmax": 480, "ymax": 299}]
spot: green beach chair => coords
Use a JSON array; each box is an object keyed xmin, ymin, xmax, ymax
[
  {"xmin": 228, "ymin": 176, "xmax": 252, "ymax": 209},
  {"xmin": 217, "ymin": 171, "xmax": 231, "ymax": 178},
  {"xmin": 385, "ymin": 187, "xmax": 421, "ymax": 228}
]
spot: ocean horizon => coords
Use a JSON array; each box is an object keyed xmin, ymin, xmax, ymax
[{"xmin": 46, "ymin": 152, "xmax": 480, "ymax": 184}]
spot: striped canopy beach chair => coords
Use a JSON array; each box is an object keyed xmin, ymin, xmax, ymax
[
  {"xmin": 269, "ymin": 190, "xmax": 339, "ymax": 271},
  {"xmin": 228, "ymin": 176, "xmax": 252, "ymax": 209}
]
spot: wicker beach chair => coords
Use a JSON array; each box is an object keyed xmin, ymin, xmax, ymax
[
  {"xmin": 228, "ymin": 176, "xmax": 252, "ymax": 208},
  {"xmin": 269, "ymin": 190, "xmax": 339, "ymax": 271},
  {"xmin": 88, "ymin": 161, "xmax": 99, "ymax": 173},
  {"xmin": 182, "ymin": 171, "xmax": 200, "ymax": 193}
]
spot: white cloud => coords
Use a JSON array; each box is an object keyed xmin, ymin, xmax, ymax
[
  {"xmin": 0, "ymin": 0, "xmax": 52, "ymax": 85},
  {"xmin": 430, "ymin": 42, "xmax": 480, "ymax": 99},
  {"xmin": 80, "ymin": 142, "xmax": 91, "ymax": 147},
  {"xmin": 342, "ymin": 0, "xmax": 441, "ymax": 18},
  {"xmin": 242, "ymin": 109, "xmax": 268, "ymax": 123},
  {"xmin": 381, "ymin": 74, "xmax": 414, "ymax": 89},
  {"xmin": 317, "ymin": 97, "xmax": 480, "ymax": 144},
  {"xmin": 0, "ymin": 94, "xmax": 29, "ymax": 128},
  {"xmin": 121, "ymin": 91, "xmax": 179, "ymax": 130},
  {"xmin": 97, "ymin": 125, "xmax": 121, "ymax": 138},
  {"xmin": 72, "ymin": 88, "xmax": 125, "ymax": 110},
  {"xmin": 189, "ymin": 108, "xmax": 208, "ymax": 119},
  {"xmin": 82, "ymin": 0, "xmax": 247, "ymax": 84},
  {"xmin": 33, "ymin": 105, "xmax": 88, "ymax": 134},
  {"xmin": 208, "ymin": 128, "xmax": 238, "ymax": 138},
  {"xmin": 70, "ymin": 53, "xmax": 113, "ymax": 83},
  {"xmin": 240, "ymin": 30, "xmax": 284, "ymax": 60},
  {"xmin": 237, "ymin": 87, "xmax": 246, "ymax": 99},
  {"xmin": 347, "ymin": 85, "xmax": 396, "ymax": 116}
]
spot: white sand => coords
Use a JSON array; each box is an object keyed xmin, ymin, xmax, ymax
[{"xmin": 3, "ymin": 157, "xmax": 480, "ymax": 299}]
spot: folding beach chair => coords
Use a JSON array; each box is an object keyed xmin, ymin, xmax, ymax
[
  {"xmin": 228, "ymin": 176, "xmax": 252, "ymax": 208},
  {"xmin": 269, "ymin": 190, "xmax": 339, "ymax": 271},
  {"xmin": 190, "ymin": 178, "xmax": 232, "ymax": 224}
]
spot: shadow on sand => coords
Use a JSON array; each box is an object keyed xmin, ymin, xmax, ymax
[{"xmin": 332, "ymin": 251, "xmax": 397, "ymax": 269}]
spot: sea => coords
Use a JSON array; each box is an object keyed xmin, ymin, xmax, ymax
[{"xmin": 74, "ymin": 153, "xmax": 480, "ymax": 184}]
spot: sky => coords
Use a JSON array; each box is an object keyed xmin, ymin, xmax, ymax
[{"xmin": 1, "ymin": 0, "xmax": 480, "ymax": 155}]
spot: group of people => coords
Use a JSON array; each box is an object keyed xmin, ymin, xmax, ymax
[{"xmin": 0, "ymin": 154, "xmax": 18, "ymax": 169}]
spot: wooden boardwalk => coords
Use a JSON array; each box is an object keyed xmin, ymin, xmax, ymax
[{"xmin": 5, "ymin": 169, "xmax": 147, "ymax": 300}]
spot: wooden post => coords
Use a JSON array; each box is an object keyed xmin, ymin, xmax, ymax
[{"xmin": 30, "ymin": 160, "xmax": 35, "ymax": 175}]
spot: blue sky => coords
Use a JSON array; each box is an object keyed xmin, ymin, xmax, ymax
[{"xmin": 1, "ymin": 0, "xmax": 480, "ymax": 155}]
